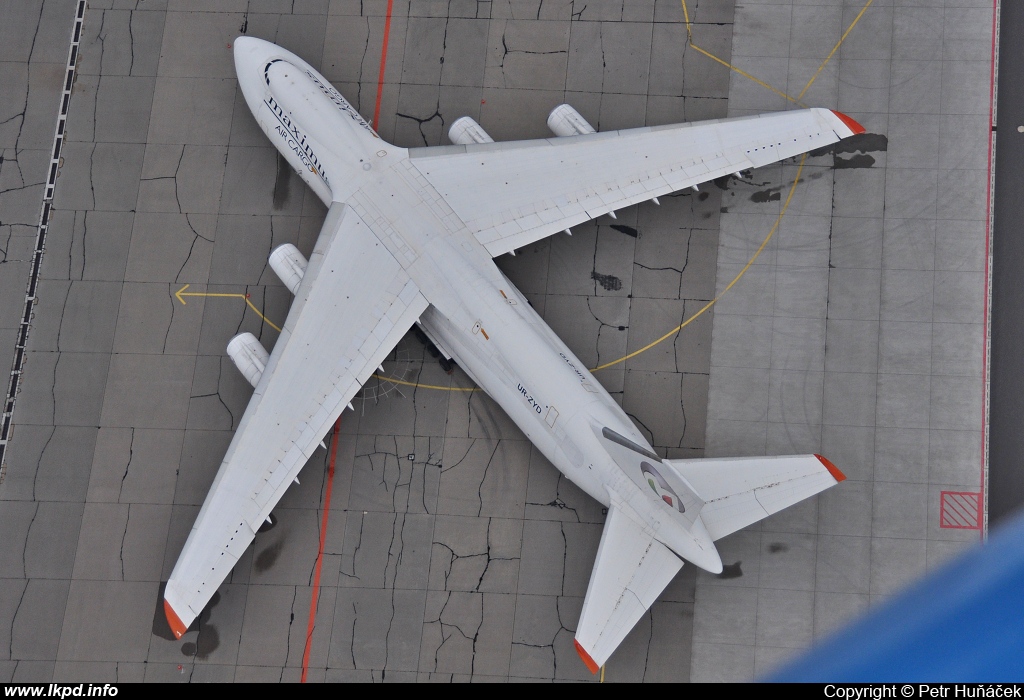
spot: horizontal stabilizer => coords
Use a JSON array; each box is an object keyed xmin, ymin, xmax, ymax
[
  {"xmin": 574, "ymin": 495, "xmax": 684, "ymax": 673},
  {"xmin": 667, "ymin": 454, "xmax": 845, "ymax": 541}
]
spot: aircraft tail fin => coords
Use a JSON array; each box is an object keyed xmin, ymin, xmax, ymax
[{"xmin": 664, "ymin": 454, "xmax": 845, "ymax": 541}]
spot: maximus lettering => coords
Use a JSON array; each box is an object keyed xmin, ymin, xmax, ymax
[
  {"xmin": 266, "ymin": 97, "xmax": 330, "ymax": 186},
  {"xmin": 303, "ymin": 69, "xmax": 378, "ymax": 137}
]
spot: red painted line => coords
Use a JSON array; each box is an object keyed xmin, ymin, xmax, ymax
[
  {"xmin": 940, "ymin": 491, "xmax": 984, "ymax": 530},
  {"xmin": 372, "ymin": 0, "xmax": 395, "ymax": 131},
  {"xmin": 981, "ymin": 0, "xmax": 998, "ymax": 542},
  {"xmin": 300, "ymin": 416, "xmax": 342, "ymax": 683}
]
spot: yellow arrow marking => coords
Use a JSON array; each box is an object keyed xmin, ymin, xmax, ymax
[{"xmin": 173, "ymin": 284, "xmax": 283, "ymax": 333}]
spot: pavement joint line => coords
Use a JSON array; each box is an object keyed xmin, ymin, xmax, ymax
[{"xmin": 0, "ymin": 0, "xmax": 87, "ymax": 481}]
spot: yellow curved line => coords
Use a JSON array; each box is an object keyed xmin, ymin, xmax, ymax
[
  {"xmin": 590, "ymin": 154, "xmax": 807, "ymax": 373},
  {"xmin": 276, "ymin": 156, "xmax": 807, "ymax": 388},
  {"xmin": 797, "ymin": 0, "xmax": 875, "ymax": 102},
  {"xmin": 690, "ymin": 44, "xmax": 807, "ymax": 108},
  {"xmin": 369, "ymin": 373, "xmax": 479, "ymax": 392},
  {"xmin": 682, "ymin": 1, "xmax": 805, "ymax": 107},
  {"xmin": 194, "ymin": 4, "xmax": 858, "ymax": 395}
]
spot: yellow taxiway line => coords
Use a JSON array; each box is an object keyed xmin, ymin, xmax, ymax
[{"xmin": 174, "ymin": 284, "xmax": 283, "ymax": 333}]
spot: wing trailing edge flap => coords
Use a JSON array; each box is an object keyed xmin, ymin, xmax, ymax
[
  {"xmin": 574, "ymin": 492, "xmax": 684, "ymax": 673},
  {"xmin": 164, "ymin": 202, "xmax": 428, "ymax": 635},
  {"xmin": 409, "ymin": 107, "xmax": 859, "ymax": 258},
  {"xmin": 665, "ymin": 454, "xmax": 847, "ymax": 542}
]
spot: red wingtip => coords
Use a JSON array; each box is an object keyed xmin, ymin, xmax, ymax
[
  {"xmin": 164, "ymin": 599, "xmax": 189, "ymax": 639},
  {"xmin": 830, "ymin": 110, "xmax": 866, "ymax": 136},
  {"xmin": 574, "ymin": 639, "xmax": 600, "ymax": 674},
  {"xmin": 815, "ymin": 454, "xmax": 846, "ymax": 482}
]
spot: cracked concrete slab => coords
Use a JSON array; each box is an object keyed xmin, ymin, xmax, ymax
[
  {"xmin": 124, "ymin": 212, "xmax": 216, "ymax": 283},
  {"xmin": 428, "ymin": 514, "xmax": 522, "ymax": 593},
  {"xmin": 0, "ymin": 426, "xmax": 97, "ymax": 503},
  {"xmin": 436, "ymin": 438, "xmax": 530, "ymax": 518},
  {"xmin": 77, "ymin": 7, "xmax": 166, "ymax": 79},
  {"xmin": 87, "ymin": 427, "xmax": 183, "ymax": 504},
  {"xmin": 420, "ymin": 590, "xmax": 515, "ymax": 676},
  {"xmin": 137, "ymin": 144, "xmax": 229, "ymax": 214},
  {"xmin": 99, "ymin": 353, "xmax": 195, "ymax": 429},
  {"xmin": 327, "ymin": 587, "xmax": 427, "ymax": 672},
  {"xmin": 112, "ymin": 282, "xmax": 202, "ymax": 355},
  {"xmin": 186, "ymin": 354, "xmax": 249, "ymax": 432},
  {"xmin": 14, "ymin": 351, "xmax": 111, "ymax": 428},
  {"xmin": 5, "ymin": 579, "xmax": 71, "ymax": 663},
  {"xmin": 57, "ymin": 580, "xmax": 159, "ymax": 663},
  {"xmin": 39, "ymin": 210, "xmax": 133, "ymax": 283}
]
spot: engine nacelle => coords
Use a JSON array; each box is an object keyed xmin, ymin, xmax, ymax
[
  {"xmin": 547, "ymin": 104, "xmax": 596, "ymax": 137},
  {"xmin": 269, "ymin": 243, "xmax": 308, "ymax": 295},
  {"xmin": 448, "ymin": 116, "xmax": 495, "ymax": 145},
  {"xmin": 227, "ymin": 332, "xmax": 270, "ymax": 388}
]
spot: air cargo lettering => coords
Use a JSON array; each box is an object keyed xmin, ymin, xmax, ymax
[
  {"xmin": 517, "ymin": 383, "xmax": 544, "ymax": 415},
  {"xmin": 265, "ymin": 97, "xmax": 330, "ymax": 187},
  {"xmin": 304, "ymin": 69, "xmax": 379, "ymax": 138}
]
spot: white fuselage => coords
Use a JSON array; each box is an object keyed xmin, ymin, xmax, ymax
[{"xmin": 235, "ymin": 38, "xmax": 722, "ymax": 572}]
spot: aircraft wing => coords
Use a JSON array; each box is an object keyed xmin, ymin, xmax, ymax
[
  {"xmin": 666, "ymin": 454, "xmax": 846, "ymax": 542},
  {"xmin": 163, "ymin": 202, "xmax": 428, "ymax": 635},
  {"xmin": 574, "ymin": 492, "xmax": 685, "ymax": 673},
  {"xmin": 407, "ymin": 108, "xmax": 863, "ymax": 257}
]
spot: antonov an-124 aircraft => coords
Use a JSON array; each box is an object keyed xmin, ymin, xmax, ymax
[{"xmin": 164, "ymin": 36, "xmax": 858, "ymax": 672}]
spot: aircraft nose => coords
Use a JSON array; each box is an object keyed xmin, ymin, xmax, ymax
[{"xmin": 232, "ymin": 35, "xmax": 278, "ymax": 71}]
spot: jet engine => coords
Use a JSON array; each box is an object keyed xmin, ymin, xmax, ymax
[
  {"xmin": 269, "ymin": 243, "xmax": 308, "ymax": 295},
  {"xmin": 547, "ymin": 104, "xmax": 596, "ymax": 137},
  {"xmin": 546, "ymin": 105, "xmax": 662, "ymax": 206},
  {"xmin": 227, "ymin": 332, "xmax": 270, "ymax": 388},
  {"xmin": 448, "ymin": 116, "xmax": 495, "ymax": 145}
]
